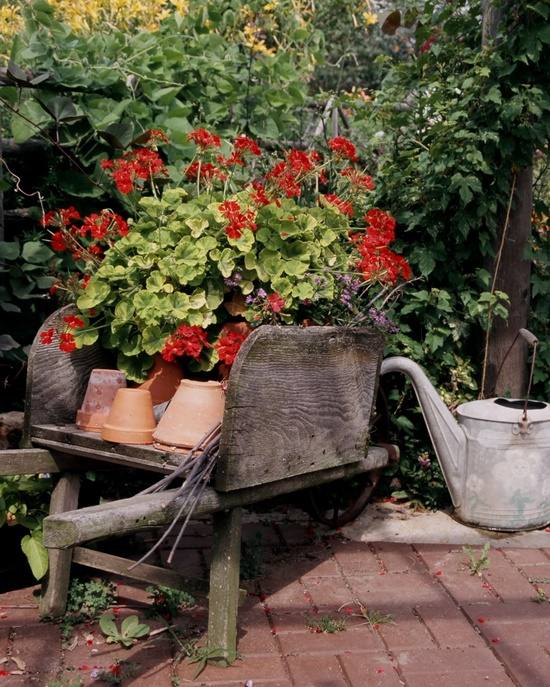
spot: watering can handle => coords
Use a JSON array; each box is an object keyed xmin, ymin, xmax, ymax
[{"xmin": 519, "ymin": 328, "xmax": 538, "ymax": 347}]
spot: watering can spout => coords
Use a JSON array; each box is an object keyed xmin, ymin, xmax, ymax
[{"xmin": 381, "ymin": 356, "xmax": 466, "ymax": 508}]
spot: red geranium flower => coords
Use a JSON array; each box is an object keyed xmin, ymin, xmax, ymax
[
  {"xmin": 187, "ymin": 128, "xmax": 222, "ymax": 149},
  {"xmin": 219, "ymin": 200, "xmax": 256, "ymax": 239},
  {"xmin": 39, "ymin": 328, "xmax": 55, "ymax": 345},
  {"xmin": 59, "ymin": 332, "xmax": 77, "ymax": 352},
  {"xmin": 329, "ymin": 136, "xmax": 358, "ymax": 162},
  {"xmin": 185, "ymin": 160, "xmax": 227, "ymax": 182},
  {"xmin": 63, "ymin": 315, "xmax": 85, "ymax": 330},
  {"xmin": 215, "ymin": 330, "xmax": 249, "ymax": 366},
  {"xmin": 323, "ymin": 194, "xmax": 353, "ymax": 217},
  {"xmin": 161, "ymin": 325, "xmax": 209, "ymax": 362},
  {"xmin": 267, "ymin": 293, "xmax": 285, "ymax": 313},
  {"xmin": 234, "ymin": 134, "xmax": 261, "ymax": 156},
  {"xmin": 50, "ymin": 231, "xmax": 67, "ymax": 252}
]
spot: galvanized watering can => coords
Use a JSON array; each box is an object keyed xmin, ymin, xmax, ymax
[{"xmin": 381, "ymin": 330, "xmax": 550, "ymax": 531}]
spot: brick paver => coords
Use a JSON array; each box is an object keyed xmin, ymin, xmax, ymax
[{"xmin": 0, "ymin": 512, "xmax": 549, "ymax": 686}]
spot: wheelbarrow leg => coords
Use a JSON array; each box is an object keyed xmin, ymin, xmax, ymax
[
  {"xmin": 40, "ymin": 472, "xmax": 81, "ymax": 617},
  {"xmin": 207, "ymin": 507, "xmax": 242, "ymax": 661}
]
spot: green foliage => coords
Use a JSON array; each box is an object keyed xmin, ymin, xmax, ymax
[
  {"xmin": 0, "ymin": 236, "xmax": 58, "ymax": 384},
  {"xmin": 146, "ymin": 584, "xmax": 195, "ymax": 620},
  {"xmin": 0, "ymin": 474, "xmax": 52, "ymax": 579},
  {"xmin": 74, "ymin": 188, "xmax": 358, "ymax": 381},
  {"xmin": 175, "ymin": 640, "xmax": 237, "ymax": 677},
  {"xmin": 99, "ymin": 612, "xmax": 150, "ymax": 647},
  {"xmin": 306, "ymin": 614, "xmax": 347, "ymax": 633},
  {"xmin": 20, "ymin": 528, "xmax": 48, "ymax": 579},
  {"xmin": 58, "ymin": 577, "xmax": 117, "ymax": 638},
  {"xmin": 343, "ymin": 1, "xmax": 550, "ymax": 505},
  {"xmin": 339, "ymin": 598, "xmax": 394, "ymax": 628}
]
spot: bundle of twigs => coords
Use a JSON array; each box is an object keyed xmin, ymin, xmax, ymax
[{"xmin": 129, "ymin": 422, "xmax": 222, "ymax": 570}]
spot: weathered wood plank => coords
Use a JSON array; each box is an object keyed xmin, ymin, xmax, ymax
[
  {"xmin": 31, "ymin": 425, "xmax": 186, "ymax": 473},
  {"xmin": 0, "ymin": 449, "xmax": 60, "ymax": 475},
  {"xmin": 207, "ymin": 508, "xmax": 241, "ymax": 660},
  {"xmin": 39, "ymin": 473, "xmax": 81, "ymax": 617},
  {"xmin": 217, "ymin": 326, "xmax": 384, "ymax": 491},
  {"xmin": 23, "ymin": 306, "xmax": 110, "ymax": 446},
  {"xmin": 43, "ymin": 447, "xmax": 388, "ymax": 549},
  {"xmin": 72, "ymin": 547, "xmax": 206, "ymax": 592}
]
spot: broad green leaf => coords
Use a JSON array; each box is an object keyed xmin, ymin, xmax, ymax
[
  {"xmin": 77, "ymin": 281, "xmax": 111, "ymax": 309},
  {"xmin": 0, "ymin": 241, "xmax": 20, "ymax": 260},
  {"xmin": 21, "ymin": 530, "xmax": 48, "ymax": 580},
  {"xmin": 21, "ymin": 241, "xmax": 54, "ymax": 264}
]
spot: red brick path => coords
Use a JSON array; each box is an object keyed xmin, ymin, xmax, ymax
[{"xmin": 1, "ymin": 516, "xmax": 549, "ymax": 686}]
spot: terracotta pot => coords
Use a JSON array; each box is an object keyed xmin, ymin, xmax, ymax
[
  {"xmin": 101, "ymin": 388, "xmax": 156, "ymax": 444},
  {"xmin": 153, "ymin": 379, "xmax": 225, "ymax": 449},
  {"xmin": 220, "ymin": 321, "xmax": 252, "ymax": 337},
  {"xmin": 76, "ymin": 369, "xmax": 127, "ymax": 431},
  {"xmin": 224, "ymin": 292, "xmax": 247, "ymax": 317},
  {"xmin": 138, "ymin": 355, "xmax": 183, "ymax": 405}
]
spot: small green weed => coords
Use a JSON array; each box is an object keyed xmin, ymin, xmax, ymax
[
  {"xmin": 170, "ymin": 677, "xmax": 181, "ymax": 687},
  {"xmin": 306, "ymin": 614, "xmax": 346, "ymax": 634},
  {"xmin": 57, "ymin": 577, "xmax": 117, "ymax": 640},
  {"xmin": 463, "ymin": 543, "xmax": 490, "ymax": 576},
  {"xmin": 531, "ymin": 588, "xmax": 549, "ymax": 604},
  {"xmin": 99, "ymin": 613, "xmax": 150, "ymax": 648},
  {"xmin": 46, "ymin": 680, "xmax": 83, "ymax": 687},
  {"xmin": 338, "ymin": 599, "xmax": 393, "ymax": 628},
  {"xmin": 146, "ymin": 585, "xmax": 195, "ymax": 620},
  {"xmin": 174, "ymin": 640, "xmax": 236, "ymax": 678}
]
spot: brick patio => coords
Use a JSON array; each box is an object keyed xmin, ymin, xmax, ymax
[{"xmin": 1, "ymin": 510, "xmax": 549, "ymax": 687}]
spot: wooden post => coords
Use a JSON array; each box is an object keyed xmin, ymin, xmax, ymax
[
  {"xmin": 481, "ymin": 0, "xmax": 533, "ymax": 397},
  {"xmin": 39, "ymin": 473, "xmax": 81, "ymax": 617},
  {"xmin": 207, "ymin": 508, "xmax": 242, "ymax": 661}
]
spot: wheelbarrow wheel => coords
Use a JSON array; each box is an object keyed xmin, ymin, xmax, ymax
[
  {"xmin": 305, "ymin": 381, "xmax": 393, "ymax": 529},
  {"xmin": 306, "ymin": 468, "xmax": 383, "ymax": 528}
]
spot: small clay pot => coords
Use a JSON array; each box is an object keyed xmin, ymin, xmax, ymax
[
  {"xmin": 138, "ymin": 355, "xmax": 183, "ymax": 405},
  {"xmin": 101, "ymin": 388, "xmax": 156, "ymax": 444},
  {"xmin": 76, "ymin": 369, "xmax": 127, "ymax": 431},
  {"xmin": 224, "ymin": 292, "xmax": 247, "ymax": 317},
  {"xmin": 153, "ymin": 379, "xmax": 225, "ymax": 449},
  {"xmin": 220, "ymin": 321, "xmax": 252, "ymax": 338}
]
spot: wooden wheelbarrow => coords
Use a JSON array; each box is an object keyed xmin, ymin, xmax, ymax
[{"xmin": 7, "ymin": 306, "xmax": 392, "ymax": 659}]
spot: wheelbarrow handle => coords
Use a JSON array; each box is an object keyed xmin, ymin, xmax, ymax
[{"xmin": 519, "ymin": 328, "xmax": 538, "ymax": 348}]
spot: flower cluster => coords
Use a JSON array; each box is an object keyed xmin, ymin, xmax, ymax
[
  {"xmin": 44, "ymin": 206, "xmax": 129, "ymax": 264},
  {"xmin": 161, "ymin": 324, "xmax": 209, "ymax": 362},
  {"xmin": 187, "ymin": 128, "xmax": 221, "ymax": 149},
  {"xmin": 219, "ymin": 200, "xmax": 257, "ymax": 239},
  {"xmin": 101, "ymin": 148, "xmax": 167, "ymax": 194},
  {"xmin": 39, "ymin": 314, "xmax": 85, "ymax": 352},
  {"xmin": 329, "ymin": 136, "xmax": 358, "ymax": 162},
  {"xmin": 185, "ymin": 160, "xmax": 227, "ymax": 183},
  {"xmin": 245, "ymin": 289, "xmax": 286, "ymax": 317},
  {"xmin": 355, "ymin": 209, "xmax": 412, "ymax": 284},
  {"xmin": 215, "ymin": 330, "xmax": 249, "ymax": 366},
  {"xmin": 266, "ymin": 149, "xmax": 320, "ymax": 198},
  {"xmin": 38, "ymin": 126, "xmax": 410, "ymax": 383}
]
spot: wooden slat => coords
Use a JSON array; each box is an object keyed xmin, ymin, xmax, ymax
[
  {"xmin": 72, "ymin": 547, "xmax": 206, "ymax": 591},
  {"xmin": 43, "ymin": 447, "xmax": 388, "ymax": 549},
  {"xmin": 217, "ymin": 326, "xmax": 384, "ymax": 491},
  {"xmin": 31, "ymin": 425, "xmax": 186, "ymax": 474},
  {"xmin": 0, "ymin": 449, "xmax": 60, "ymax": 475}
]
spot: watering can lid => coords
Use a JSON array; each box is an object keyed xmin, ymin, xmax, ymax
[{"xmin": 457, "ymin": 398, "xmax": 550, "ymax": 423}]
